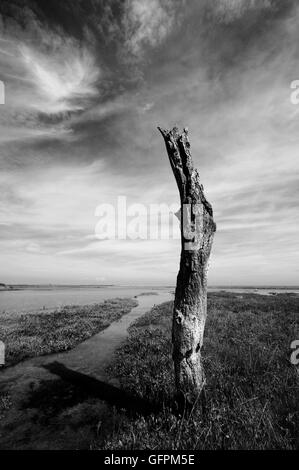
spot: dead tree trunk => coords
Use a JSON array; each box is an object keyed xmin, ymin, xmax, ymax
[{"xmin": 158, "ymin": 126, "xmax": 216, "ymax": 405}]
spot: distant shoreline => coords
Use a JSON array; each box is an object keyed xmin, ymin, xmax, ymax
[
  {"xmin": 1, "ymin": 284, "xmax": 299, "ymax": 292},
  {"xmin": 0, "ymin": 284, "xmax": 116, "ymax": 291}
]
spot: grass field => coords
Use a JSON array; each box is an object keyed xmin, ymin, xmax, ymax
[
  {"xmin": 99, "ymin": 292, "xmax": 298, "ymax": 450},
  {"xmin": 0, "ymin": 298, "xmax": 137, "ymax": 367}
]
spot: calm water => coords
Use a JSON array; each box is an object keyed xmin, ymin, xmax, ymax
[
  {"xmin": 0, "ymin": 285, "xmax": 298, "ymax": 313},
  {"xmin": 0, "ymin": 286, "xmax": 168, "ymax": 313}
]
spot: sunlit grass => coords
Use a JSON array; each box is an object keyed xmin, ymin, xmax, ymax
[{"xmin": 100, "ymin": 292, "xmax": 298, "ymax": 450}]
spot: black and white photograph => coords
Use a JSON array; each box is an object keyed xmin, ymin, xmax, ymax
[{"xmin": 0, "ymin": 0, "xmax": 298, "ymax": 457}]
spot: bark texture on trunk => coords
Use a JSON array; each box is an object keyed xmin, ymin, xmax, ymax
[{"xmin": 158, "ymin": 126, "xmax": 216, "ymax": 405}]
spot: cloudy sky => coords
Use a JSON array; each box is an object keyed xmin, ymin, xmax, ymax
[{"xmin": 0, "ymin": 0, "xmax": 299, "ymax": 286}]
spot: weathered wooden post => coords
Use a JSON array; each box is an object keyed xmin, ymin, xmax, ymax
[{"xmin": 158, "ymin": 126, "xmax": 216, "ymax": 406}]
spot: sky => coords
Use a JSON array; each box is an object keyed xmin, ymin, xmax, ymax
[{"xmin": 0, "ymin": 0, "xmax": 299, "ymax": 286}]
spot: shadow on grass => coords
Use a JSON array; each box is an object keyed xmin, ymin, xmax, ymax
[{"xmin": 41, "ymin": 362, "xmax": 160, "ymax": 417}]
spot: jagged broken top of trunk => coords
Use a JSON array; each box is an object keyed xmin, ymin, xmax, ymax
[{"xmin": 158, "ymin": 126, "xmax": 215, "ymax": 220}]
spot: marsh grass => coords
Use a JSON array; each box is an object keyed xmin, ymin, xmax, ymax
[
  {"xmin": 101, "ymin": 292, "xmax": 299, "ymax": 450},
  {"xmin": 0, "ymin": 298, "xmax": 137, "ymax": 367}
]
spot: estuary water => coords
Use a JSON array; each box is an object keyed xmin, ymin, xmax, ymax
[
  {"xmin": 0, "ymin": 285, "xmax": 298, "ymax": 314},
  {"xmin": 0, "ymin": 286, "xmax": 169, "ymax": 313}
]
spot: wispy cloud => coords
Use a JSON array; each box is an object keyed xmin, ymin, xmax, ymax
[
  {"xmin": 123, "ymin": 0, "xmax": 177, "ymax": 57},
  {"xmin": 0, "ymin": 16, "xmax": 101, "ymax": 145},
  {"xmin": 213, "ymin": 0, "xmax": 274, "ymax": 23},
  {"xmin": 19, "ymin": 43, "xmax": 100, "ymax": 115}
]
